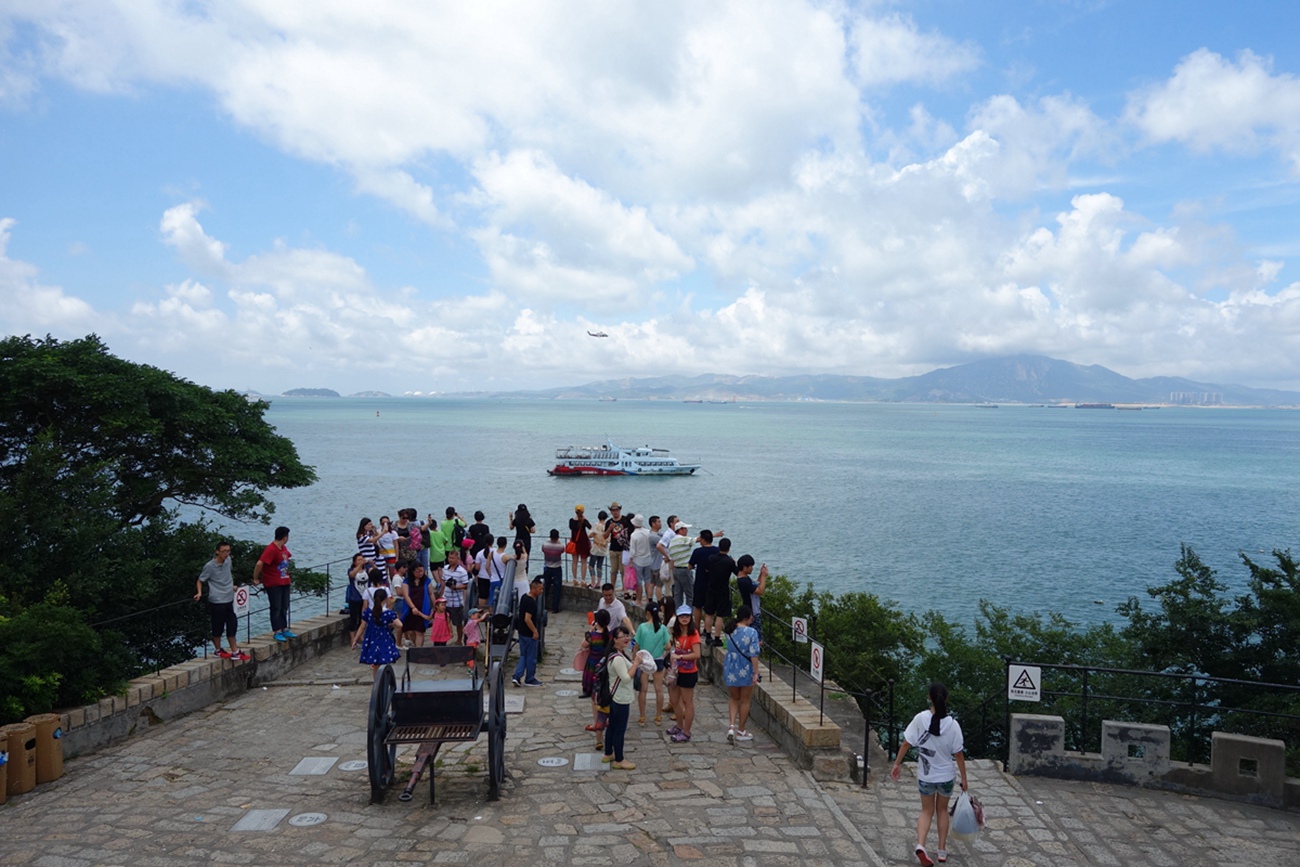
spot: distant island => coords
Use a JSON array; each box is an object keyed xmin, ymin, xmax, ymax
[
  {"xmin": 282, "ymin": 388, "xmax": 341, "ymax": 397},
  {"xmin": 268, "ymin": 356, "xmax": 1300, "ymax": 407}
]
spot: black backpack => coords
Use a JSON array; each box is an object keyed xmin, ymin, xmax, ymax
[
  {"xmin": 452, "ymin": 521, "xmax": 467, "ymax": 550},
  {"xmin": 594, "ymin": 652, "xmax": 616, "ymax": 708}
]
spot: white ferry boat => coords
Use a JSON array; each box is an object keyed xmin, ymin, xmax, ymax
[{"xmin": 548, "ymin": 439, "xmax": 700, "ymax": 476}]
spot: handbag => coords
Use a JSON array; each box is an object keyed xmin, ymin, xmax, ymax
[
  {"xmin": 663, "ymin": 657, "xmax": 679, "ymax": 687},
  {"xmin": 565, "ymin": 540, "xmax": 576, "ymax": 555}
]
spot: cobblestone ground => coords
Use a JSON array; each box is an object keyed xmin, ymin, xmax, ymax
[{"xmin": 2, "ymin": 608, "xmax": 1297, "ymax": 866}]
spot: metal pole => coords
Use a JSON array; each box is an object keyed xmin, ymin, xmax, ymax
[
  {"xmin": 1080, "ymin": 668, "xmax": 1090, "ymax": 753},
  {"xmin": 862, "ymin": 688, "xmax": 873, "ymax": 788},
  {"xmin": 1003, "ymin": 657, "xmax": 1011, "ymax": 768},
  {"xmin": 819, "ymin": 678, "xmax": 825, "ymax": 726},
  {"xmin": 888, "ymin": 678, "xmax": 897, "ymax": 756}
]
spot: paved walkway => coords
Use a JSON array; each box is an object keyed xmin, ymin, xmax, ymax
[{"xmin": 2, "ymin": 609, "xmax": 1297, "ymax": 866}]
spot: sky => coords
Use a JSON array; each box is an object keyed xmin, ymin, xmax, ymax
[{"xmin": 3, "ymin": 1, "xmax": 1300, "ymax": 395}]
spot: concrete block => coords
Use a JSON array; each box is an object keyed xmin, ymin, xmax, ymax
[
  {"xmin": 1285, "ymin": 777, "xmax": 1300, "ymax": 810},
  {"xmin": 129, "ymin": 680, "xmax": 155, "ymax": 702},
  {"xmin": 1100, "ymin": 720, "xmax": 1170, "ymax": 782},
  {"xmin": 810, "ymin": 750, "xmax": 852, "ymax": 782},
  {"xmin": 1008, "ymin": 714, "xmax": 1065, "ymax": 775},
  {"xmin": 125, "ymin": 687, "xmax": 141, "ymax": 708},
  {"xmin": 1210, "ymin": 731, "xmax": 1286, "ymax": 808},
  {"xmin": 66, "ymin": 707, "xmax": 85, "ymax": 730}
]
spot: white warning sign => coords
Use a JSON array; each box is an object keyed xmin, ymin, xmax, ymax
[
  {"xmin": 1007, "ymin": 664, "xmax": 1041, "ymax": 702},
  {"xmin": 233, "ymin": 586, "xmax": 251, "ymax": 617},
  {"xmin": 810, "ymin": 641, "xmax": 825, "ymax": 684},
  {"xmin": 792, "ymin": 617, "xmax": 809, "ymax": 645}
]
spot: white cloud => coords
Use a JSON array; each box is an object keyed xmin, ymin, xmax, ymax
[
  {"xmin": 469, "ymin": 150, "xmax": 693, "ymax": 306},
  {"xmin": 848, "ymin": 12, "xmax": 981, "ymax": 88},
  {"xmin": 0, "ymin": 218, "xmax": 101, "ymax": 335},
  {"xmin": 1127, "ymin": 48, "xmax": 1300, "ymax": 171}
]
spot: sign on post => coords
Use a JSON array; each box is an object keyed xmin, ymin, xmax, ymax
[
  {"xmin": 233, "ymin": 585, "xmax": 251, "ymax": 617},
  {"xmin": 810, "ymin": 640, "xmax": 825, "ymax": 684},
  {"xmin": 792, "ymin": 616, "xmax": 809, "ymax": 644},
  {"xmin": 1007, "ymin": 664, "xmax": 1041, "ymax": 701}
]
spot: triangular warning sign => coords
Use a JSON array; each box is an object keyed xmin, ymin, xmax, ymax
[{"xmin": 1012, "ymin": 669, "xmax": 1037, "ymax": 691}]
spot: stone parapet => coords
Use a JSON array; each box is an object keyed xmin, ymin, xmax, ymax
[{"xmin": 1009, "ymin": 712, "xmax": 1298, "ymax": 810}]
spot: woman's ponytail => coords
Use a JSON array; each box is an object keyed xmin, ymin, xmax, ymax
[{"xmin": 928, "ymin": 682, "xmax": 949, "ymax": 736}]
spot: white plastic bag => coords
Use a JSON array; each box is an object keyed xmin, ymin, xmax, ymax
[
  {"xmin": 634, "ymin": 649, "xmax": 657, "ymax": 673},
  {"xmin": 949, "ymin": 791, "xmax": 982, "ymax": 843}
]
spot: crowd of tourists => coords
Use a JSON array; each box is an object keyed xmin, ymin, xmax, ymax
[
  {"xmin": 193, "ymin": 505, "xmax": 968, "ymax": 866},
  {"xmin": 338, "ymin": 500, "xmax": 771, "ymax": 752}
]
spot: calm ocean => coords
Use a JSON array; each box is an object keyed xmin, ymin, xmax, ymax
[{"xmin": 236, "ymin": 398, "xmax": 1300, "ymax": 628}]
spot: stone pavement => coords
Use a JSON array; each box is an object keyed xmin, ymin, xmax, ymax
[{"xmin": 2, "ymin": 608, "xmax": 1298, "ymax": 866}]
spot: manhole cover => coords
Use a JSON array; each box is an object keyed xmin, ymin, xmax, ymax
[
  {"xmin": 338, "ymin": 760, "xmax": 368, "ymax": 771},
  {"xmin": 558, "ymin": 668, "xmax": 580, "ymax": 676},
  {"xmin": 554, "ymin": 689, "xmax": 579, "ymax": 697},
  {"xmin": 537, "ymin": 757, "xmax": 570, "ymax": 767},
  {"xmin": 288, "ymin": 813, "xmax": 327, "ymax": 827}
]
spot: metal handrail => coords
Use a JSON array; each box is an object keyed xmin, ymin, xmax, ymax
[{"xmin": 90, "ymin": 555, "xmax": 354, "ymax": 672}]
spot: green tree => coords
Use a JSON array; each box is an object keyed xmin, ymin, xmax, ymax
[
  {"xmin": 1116, "ymin": 544, "xmax": 1243, "ymax": 678},
  {"xmin": 0, "ymin": 334, "xmax": 317, "ymax": 722}
]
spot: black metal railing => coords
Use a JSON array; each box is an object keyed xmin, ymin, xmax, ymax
[{"xmin": 90, "ymin": 555, "xmax": 354, "ymax": 674}]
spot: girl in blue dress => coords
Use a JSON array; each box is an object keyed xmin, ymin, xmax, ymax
[
  {"xmin": 723, "ymin": 604, "xmax": 761, "ymax": 743},
  {"xmin": 360, "ymin": 588, "xmax": 403, "ymax": 677}
]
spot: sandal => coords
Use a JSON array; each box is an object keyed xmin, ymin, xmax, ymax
[
  {"xmin": 595, "ymin": 738, "xmax": 603, "ymax": 750},
  {"xmin": 638, "ymin": 715, "xmax": 646, "ymax": 727},
  {"xmin": 670, "ymin": 731, "xmax": 691, "ymax": 743},
  {"xmin": 653, "ymin": 714, "xmax": 662, "ymax": 725},
  {"xmin": 612, "ymin": 761, "xmax": 636, "ymax": 770}
]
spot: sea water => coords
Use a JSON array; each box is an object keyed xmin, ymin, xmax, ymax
[{"xmin": 235, "ymin": 398, "xmax": 1300, "ymax": 628}]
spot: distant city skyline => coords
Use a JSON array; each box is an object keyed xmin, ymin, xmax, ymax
[{"xmin": 3, "ymin": 2, "xmax": 1300, "ymax": 394}]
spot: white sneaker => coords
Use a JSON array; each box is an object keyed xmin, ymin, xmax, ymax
[
  {"xmin": 734, "ymin": 729, "xmax": 754, "ymax": 741},
  {"xmin": 727, "ymin": 725, "xmax": 735, "ymax": 744}
]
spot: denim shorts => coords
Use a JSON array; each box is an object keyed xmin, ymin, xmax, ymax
[{"xmin": 917, "ymin": 778, "xmax": 955, "ymax": 797}]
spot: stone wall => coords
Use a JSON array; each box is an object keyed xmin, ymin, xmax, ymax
[{"xmin": 1009, "ymin": 713, "xmax": 1300, "ymax": 810}]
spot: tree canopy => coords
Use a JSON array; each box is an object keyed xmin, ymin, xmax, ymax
[
  {"xmin": 0, "ymin": 334, "xmax": 316, "ymax": 722},
  {"xmin": 0, "ymin": 334, "xmax": 315, "ymax": 528}
]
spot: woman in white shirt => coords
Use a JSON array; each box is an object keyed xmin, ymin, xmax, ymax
[{"xmin": 889, "ymin": 682, "xmax": 968, "ymax": 867}]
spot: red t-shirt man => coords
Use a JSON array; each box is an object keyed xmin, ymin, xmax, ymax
[{"xmin": 254, "ymin": 526, "xmax": 293, "ymax": 639}]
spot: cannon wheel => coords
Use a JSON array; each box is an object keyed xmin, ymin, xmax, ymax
[
  {"xmin": 486, "ymin": 660, "xmax": 508, "ymax": 800},
  {"xmin": 367, "ymin": 664, "xmax": 398, "ymax": 803}
]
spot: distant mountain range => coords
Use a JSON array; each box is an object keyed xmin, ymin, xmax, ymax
[{"xmin": 484, "ymin": 356, "xmax": 1300, "ymax": 406}]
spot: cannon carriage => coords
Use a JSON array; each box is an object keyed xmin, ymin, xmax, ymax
[{"xmin": 367, "ymin": 561, "xmax": 519, "ymax": 804}]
